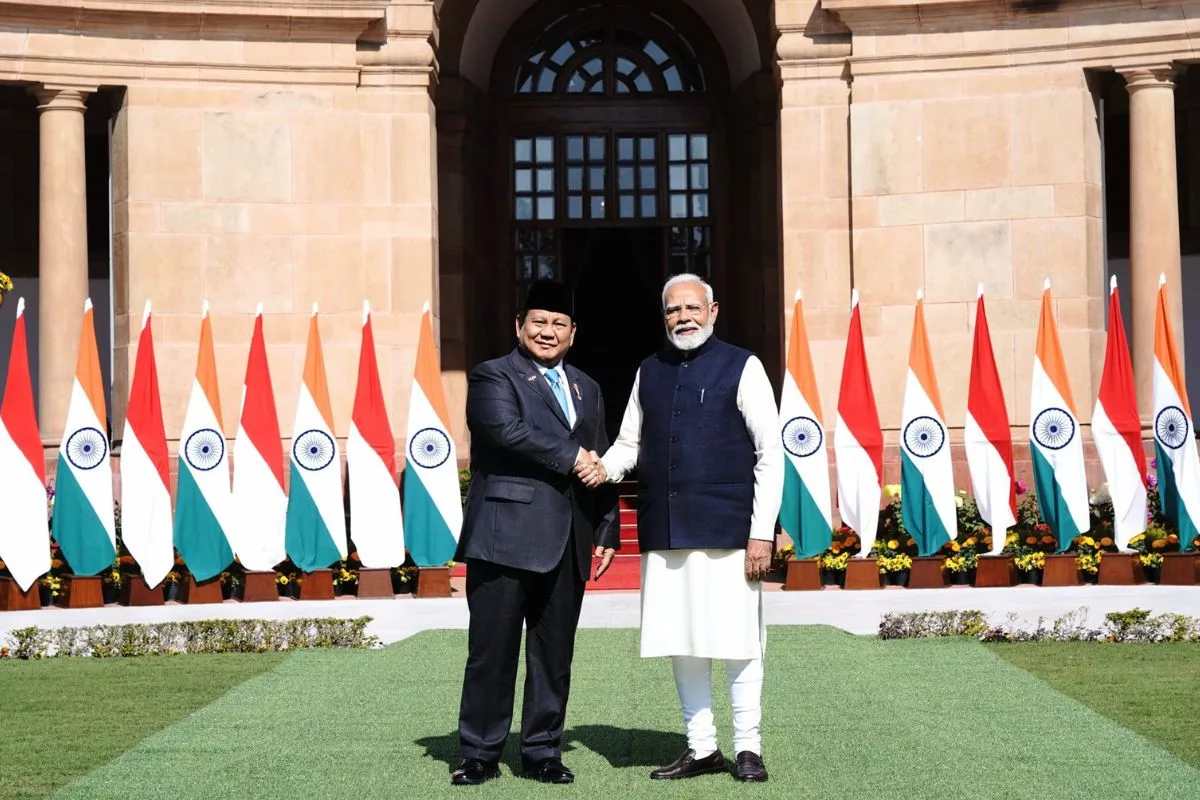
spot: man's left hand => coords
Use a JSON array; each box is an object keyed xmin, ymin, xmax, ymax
[
  {"xmin": 744, "ymin": 539, "xmax": 772, "ymax": 583},
  {"xmin": 594, "ymin": 546, "xmax": 616, "ymax": 579}
]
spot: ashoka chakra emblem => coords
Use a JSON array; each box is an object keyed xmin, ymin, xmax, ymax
[
  {"xmin": 1155, "ymin": 405, "xmax": 1190, "ymax": 450},
  {"xmin": 293, "ymin": 429, "xmax": 335, "ymax": 471},
  {"xmin": 184, "ymin": 428, "xmax": 225, "ymax": 471},
  {"xmin": 409, "ymin": 427, "xmax": 451, "ymax": 469},
  {"xmin": 65, "ymin": 427, "xmax": 107, "ymax": 470},
  {"xmin": 1033, "ymin": 407, "xmax": 1075, "ymax": 451},
  {"xmin": 903, "ymin": 415, "xmax": 946, "ymax": 458},
  {"xmin": 782, "ymin": 416, "xmax": 822, "ymax": 458}
]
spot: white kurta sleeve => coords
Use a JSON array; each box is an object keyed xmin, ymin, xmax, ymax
[
  {"xmin": 738, "ymin": 356, "xmax": 785, "ymax": 541},
  {"xmin": 601, "ymin": 368, "xmax": 642, "ymax": 482}
]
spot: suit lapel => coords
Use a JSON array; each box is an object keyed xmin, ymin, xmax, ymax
[
  {"xmin": 509, "ymin": 350, "xmax": 571, "ymax": 429},
  {"xmin": 564, "ymin": 365, "xmax": 586, "ymax": 432}
]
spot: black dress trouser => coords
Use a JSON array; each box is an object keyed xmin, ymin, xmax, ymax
[{"xmin": 457, "ymin": 543, "xmax": 586, "ymax": 767}]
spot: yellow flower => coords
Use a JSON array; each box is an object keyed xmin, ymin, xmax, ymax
[
  {"xmin": 0, "ymin": 272, "xmax": 12, "ymax": 294},
  {"xmin": 884, "ymin": 484, "xmax": 901, "ymax": 499},
  {"xmin": 887, "ymin": 539, "xmax": 900, "ymax": 550}
]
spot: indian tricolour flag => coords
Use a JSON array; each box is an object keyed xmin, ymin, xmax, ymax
[
  {"xmin": 231, "ymin": 304, "xmax": 287, "ymax": 571},
  {"xmin": 119, "ymin": 301, "xmax": 174, "ymax": 587},
  {"xmin": 778, "ymin": 291, "xmax": 832, "ymax": 558},
  {"xmin": 1029, "ymin": 280, "xmax": 1089, "ymax": 552},
  {"xmin": 965, "ymin": 285, "xmax": 1016, "ymax": 553},
  {"xmin": 404, "ymin": 301, "xmax": 463, "ymax": 566},
  {"xmin": 0, "ymin": 298, "xmax": 51, "ymax": 591},
  {"xmin": 1093, "ymin": 276, "xmax": 1146, "ymax": 550},
  {"xmin": 899, "ymin": 290, "xmax": 957, "ymax": 556},
  {"xmin": 1152, "ymin": 273, "xmax": 1200, "ymax": 551},
  {"xmin": 348, "ymin": 301, "xmax": 405, "ymax": 568},
  {"xmin": 284, "ymin": 305, "xmax": 347, "ymax": 571},
  {"xmin": 834, "ymin": 289, "xmax": 883, "ymax": 556},
  {"xmin": 52, "ymin": 299, "xmax": 116, "ymax": 576},
  {"xmin": 173, "ymin": 301, "xmax": 235, "ymax": 582}
]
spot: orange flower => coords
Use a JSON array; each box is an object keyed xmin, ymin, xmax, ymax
[
  {"xmin": 1041, "ymin": 535, "xmax": 1055, "ymax": 545},
  {"xmin": 950, "ymin": 541, "xmax": 961, "ymax": 552},
  {"xmin": 1025, "ymin": 536, "xmax": 1037, "ymax": 545},
  {"xmin": 830, "ymin": 543, "xmax": 842, "ymax": 553},
  {"xmin": 50, "ymin": 558, "xmax": 64, "ymax": 568},
  {"xmin": 1152, "ymin": 539, "xmax": 1166, "ymax": 549},
  {"xmin": 1168, "ymin": 534, "xmax": 1179, "ymax": 543},
  {"xmin": 965, "ymin": 537, "xmax": 977, "ymax": 547},
  {"xmin": 1100, "ymin": 537, "xmax": 1113, "ymax": 547}
]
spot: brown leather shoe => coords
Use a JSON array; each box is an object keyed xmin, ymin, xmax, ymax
[
  {"xmin": 649, "ymin": 748, "xmax": 727, "ymax": 780},
  {"xmin": 450, "ymin": 759, "xmax": 500, "ymax": 786},
  {"xmin": 733, "ymin": 751, "xmax": 768, "ymax": 782}
]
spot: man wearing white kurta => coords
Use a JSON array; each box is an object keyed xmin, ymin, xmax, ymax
[{"xmin": 598, "ymin": 273, "xmax": 784, "ymax": 783}]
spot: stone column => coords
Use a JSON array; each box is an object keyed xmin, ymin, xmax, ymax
[
  {"xmin": 34, "ymin": 85, "xmax": 92, "ymax": 441},
  {"xmin": 1122, "ymin": 66, "xmax": 1183, "ymax": 417}
]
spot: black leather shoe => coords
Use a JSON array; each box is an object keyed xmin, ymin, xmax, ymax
[
  {"xmin": 521, "ymin": 757, "xmax": 574, "ymax": 784},
  {"xmin": 649, "ymin": 748, "xmax": 727, "ymax": 780},
  {"xmin": 733, "ymin": 751, "xmax": 768, "ymax": 782},
  {"xmin": 450, "ymin": 759, "xmax": 500, "ymax": 786}
]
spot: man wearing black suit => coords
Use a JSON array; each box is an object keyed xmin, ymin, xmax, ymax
[{"xmin": 451, "ymin": 280, "xmax": 620, "ymax": 787}]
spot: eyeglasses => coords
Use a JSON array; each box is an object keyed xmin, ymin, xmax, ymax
[{"xmin": 663, "ymin": 303, "xmax": 708, "ymax": 320}]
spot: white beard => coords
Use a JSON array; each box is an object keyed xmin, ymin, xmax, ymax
[{"xmin": 668, "ymin": 320, "xmax": 714, "ymax": 351}]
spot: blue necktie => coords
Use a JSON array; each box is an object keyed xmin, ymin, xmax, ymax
[{"xmin": 546, "ymin": 369, "xmax": 571, "ymax": 420}]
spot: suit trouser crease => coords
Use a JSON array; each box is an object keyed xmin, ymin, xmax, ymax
[
  {"xmin": 459, "ymin": 550, "xmax": 585, "ymax": 765},
  {"xmin": 671, "ymin": 655, "xmax": 764, "ymax": 757}
]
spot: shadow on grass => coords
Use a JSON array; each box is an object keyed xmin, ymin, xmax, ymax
[{"xmin": 416, "ymin": 726, "xmax": 683, "ymax": 772}]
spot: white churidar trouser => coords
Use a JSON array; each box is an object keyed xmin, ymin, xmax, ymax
[{"xmin": 671, "ymin": 655, "xmax": 764, "ymax": 757}]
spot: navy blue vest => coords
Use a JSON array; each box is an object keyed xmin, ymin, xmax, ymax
[{"xmin": 636, "ymin": 337, "xmax": 756, "ymax": 551}]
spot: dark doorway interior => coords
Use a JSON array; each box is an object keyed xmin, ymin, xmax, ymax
[{"xmin": 562, "ymin": 227, "xmax": 665, "ymax": 440}]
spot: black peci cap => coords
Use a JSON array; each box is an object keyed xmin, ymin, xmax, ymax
[{"xmin": 520, "ymin": 279, "xmax": 574, "ymax": 318}]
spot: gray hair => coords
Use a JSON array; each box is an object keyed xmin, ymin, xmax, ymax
[{"xmin": 661, "ymin": 273, "xmax": 714, "ymax": 309}]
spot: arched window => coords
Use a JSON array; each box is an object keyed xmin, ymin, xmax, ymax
[{"xmin": 513, "ymin": 5, "xmax": 706, "ymax": 96}]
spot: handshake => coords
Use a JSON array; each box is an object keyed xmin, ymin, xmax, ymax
[{"xmin": 574, "ymin": 449, "xmax": 607, "ymax": 488}]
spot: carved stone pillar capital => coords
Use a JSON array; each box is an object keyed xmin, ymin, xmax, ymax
[
  {"xmin": 31, "ymin": 85, "xmax": 93, "ymax": 113},
  {"xmin": 1118, "ymin": 65, "xmax": 1179, "ymax": 92}
]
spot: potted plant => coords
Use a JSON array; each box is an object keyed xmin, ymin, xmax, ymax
[
  {"xmin": 818, "ymin": 548, "xmax": 849, "ymax": 587},
  {"xmin": 162, "ymin": 570, "xmax": 183, "ymax": 602},
  {"xmin": 332, "ymin": 563, "xmax": 359, "ymax": 597},
  {"xmin": 101, "ymin": 558, "xmax": 122, "ymax": 605},
  {"xmin": 1012, "ymin": 548, "xmax": 1046, "ymax": 584},
  {"xmin": 392, "ymin": 565, "xmax": 419, "ymax": 594},
  {"xmin": 941, "ymin": 541, "xmax": 980, "ymax": 586},
  {"xmin": 1072, "ymin": 535, "xmax": 1102, "ymax": 584},
  {"xmin": 219, "ymin": 568, "xmax": 245, "ymax": 601}
]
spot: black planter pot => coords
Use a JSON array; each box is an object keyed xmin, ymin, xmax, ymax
[
  {"xmin": 223, "ymin": 581, "xmax": 245, "ymax": 601},
  {"xmin": 947, "ymin": 569, "xmax": 975, "ymax": 586},
  {"xmin": 1081, "ymin": 570, "xmax": 1099, "ymax": 585},
  {"xmin": 334, "ymin": 582, "xmax": 358, "ymax": 597},
  {"xmin": 1143, "ymin": 565, "xmax": 1162, "ymax": 584},
  {"xmin": 392, "ymin": 574, "xmax": 416, "ymax": 594},
  {"xmin": 1017, "ymin": 567, "xmax": 1044, "ymax": 585},
  {"xmin": 38, "ymin": 583, "xmax": 52, "ymax": 606},
  {"xmin": 819, "ymin": 569, "xmax": 846, "ymax": 588},
  {"xmin": 163, "ymin": 582, "xmax": 182, "ymax": 602},
  {"xmin": 277, "ymin": 581, "xmax": 300, "ymax": 599},
  {"xmin": 883, "ymin": 569, "xmax": 910, "ymax": 587},
  {"xmin": 102, "ymin": 582, "xmax": 119, "ymax": 604}
]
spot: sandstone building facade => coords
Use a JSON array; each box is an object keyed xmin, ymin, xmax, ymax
[{"xmin": 0, "ymin": 0, "xmax": 1198, "ymax": 491}]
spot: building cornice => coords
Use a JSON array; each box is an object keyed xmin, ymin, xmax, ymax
[
  {"xmin": 822, "ymin": 0, "xmax": 1195, "ymax": 31},
  {"xmin": 0, "ymin": 0, "xmax": 387, "ymax": 41}
]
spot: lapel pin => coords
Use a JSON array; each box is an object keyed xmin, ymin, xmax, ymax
[
  {"xmin": 572, "ymin": 382, "xmax": 582, "ymax": 401},
  {"xmin": 526, "ymin": 374, "xmax": 538, "ymax": 382}
]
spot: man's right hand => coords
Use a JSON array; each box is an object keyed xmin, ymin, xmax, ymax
[{"xmin": 573, "ymin": 448, "xmax": 607, "ymax": 488}]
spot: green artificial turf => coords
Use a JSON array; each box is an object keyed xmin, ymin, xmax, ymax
[
  {"xmin": 990, "ymin": 641, "xmax": 1200, "ymax": 769},
  {"xmin": 21, "ymin": 627, "xmax": 1197, "ymax": 799},
  {"xmin": 4, "ymin": 633, "xmax": 1195, "ymax": 800},
  {"xmin": 0, "ymin": 652, "xmax": 288, "ymax": 800}
]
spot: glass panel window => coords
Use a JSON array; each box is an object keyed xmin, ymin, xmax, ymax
[
  {"xmin": 669, "ymin": 225, "xmax": 711, "ymax": 279},
  {"xmin": 514, "ymin": 136, "xmax": 555, "ymax": 222},
  {"xmin": 513, "ymin": 14, "xmax": 706, "ymax": 96},
  {"xmin": 616, "ymin": 133, "xmax": 662, "ymax": 220}
]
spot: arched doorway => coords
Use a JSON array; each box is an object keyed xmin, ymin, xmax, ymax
[
  {"xmin": 435, "ymin": 0, "xmax": 782, "ymax": 440},
  {"xmin": 495, "ymin": 0, "xmax": 729, "ymax": 435}
]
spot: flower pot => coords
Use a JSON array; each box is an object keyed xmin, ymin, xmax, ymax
[
  {"xmin": 277, "ymin": 581, "xmax": 300, "ymax": 599},
  {"xmin": 1080, "ymin": 570, "xmax": 1099, "ymax": 585},
  {"xmin": 102, "ymin": 582, "xmax": 119, "ymax": 604},
  {"xmin": 334, "ymin": 582, "xmax": 358, "ymax": 598},
  {"xmin": 222, "ymin": 580, "xmax": 245, "ymax": 602},
  {"xmin": 883, "ymin": 569, "xmax": 910, "ymax": 587},
  {"xmin": 819, "ymin": 569, "xmax": 846, "ymax": 588},
  {"xmin": 163, "ymin": 582, "xmax": 182, "ymax": 603},
  {"xmin": 1142, "ymin": 565, "xmax": 1162, "ymax": 584},
  {"xmin": 38, "ymin": 583, "xmax": 53, "ymax": 606},
  {"xmin": 947, "ymin": 569, "xmax": 974, "ymax": 586}
]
